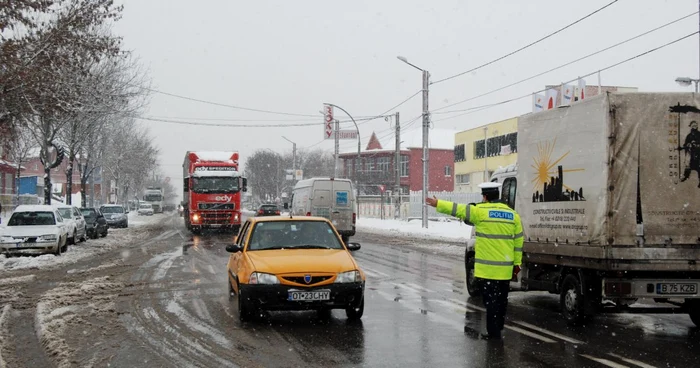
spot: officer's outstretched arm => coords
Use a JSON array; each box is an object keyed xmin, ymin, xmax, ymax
[
  {"xmin": 514, "ymin": 213, "xmax": 524, "ymax": 266},
  {"xmin": 435, "ymin": 200, "xmax": 479, "ymax": 225}
]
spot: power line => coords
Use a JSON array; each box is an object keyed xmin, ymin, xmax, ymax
[
  {"xmin": 432, "ymin": 11, "xmax": 699, "ymax": 114},
  {"xmin": 431, "ymin": 0, "xmax": 620, "ymax": 85},
  {"xmin": 135, "ymin": 116, "xmax": 320, "ymax": 128},
  {"xmin": 432, "ymin": 31, "xmax": 699, "ymax": 122},
  {"xmin": 142, "ymin": 87, "xmax": 320, "ymax": 117}
]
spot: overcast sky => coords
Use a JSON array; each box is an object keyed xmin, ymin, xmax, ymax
[{"xmin": 113, "ymin": 0, "xmax": 698, "ymax": 192}]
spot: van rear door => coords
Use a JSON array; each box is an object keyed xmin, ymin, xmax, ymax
[{"xmin": 330, "ymin": 181, "xmax": 353, "ymax": 232}]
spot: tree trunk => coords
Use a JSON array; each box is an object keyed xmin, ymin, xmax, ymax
[
  {"xmin": 16, "ymin": 164, "xmax": 21, "ymax": 205},
  {"xmin": 65, "ymin": 153, "xmax": 75, "ymax": 205},
  {"xmin": 44, "ymin": 167, "xmax": 52, "ymax": 205},
  {"xmin": 80, "ymin": 177, "xmax": 88, "ymax": 208}
]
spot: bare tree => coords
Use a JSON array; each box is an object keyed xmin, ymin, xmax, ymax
[{"xmin": 7, "ymin": 118, "xmax": 37, "ymax": 203}]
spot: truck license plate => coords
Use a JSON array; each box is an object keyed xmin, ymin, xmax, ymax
[
  {"xmin": 656, "ymin": 283, "xmax": 697, "ymax": 295},
  {"xmin": 288, "ymin": 290, "xmax": 330, "ymax": 301}
]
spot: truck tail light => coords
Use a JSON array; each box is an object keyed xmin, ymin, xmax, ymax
[
  {"xmin": 353, "ymin": 213, "xmax": 356, "ymax": 225},
  {"xmin": 306, "ymin": 212, "xmax": 311, "ymax": 216}
]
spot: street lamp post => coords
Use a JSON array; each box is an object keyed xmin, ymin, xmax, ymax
[
  {"xmin": 282, "ymin": 136, "xmax": 297, "ymax": 184},
  {"xmin": 675, "ymin": 77, "xmax": 700, "ymax": 93},
  {"xmin": 397, "ymin": 55, "xmax": 430, "ymax": 229},
  {"xmin": 323, "ymin": 103, "xmax": 361, "ymax": 201}
]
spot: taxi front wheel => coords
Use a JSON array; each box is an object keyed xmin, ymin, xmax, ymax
[{"xmin": 346, "ymin": 298, "xmax": 364, "ymax": 320}]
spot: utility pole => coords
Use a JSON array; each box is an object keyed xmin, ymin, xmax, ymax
[
  {"xmin": 421, "ymin": 69, "xmax": 430, "ymax": 229},
  {"xmin": 394, "ymin": 112, "xmax": 400, "ymax": 219},
  {"xmin": 484, "ymin": 126, "xmax": 488, "ymax": 182},
  {"xmin": 334, "ymin": 119, "xmax": 340, "ymax": 177}
]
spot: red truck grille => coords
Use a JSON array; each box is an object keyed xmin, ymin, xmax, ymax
[{"xmin": 201, "ymin": 212, "xmax": 232, "ymax": 224}]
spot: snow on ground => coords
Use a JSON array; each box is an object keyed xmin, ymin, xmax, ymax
[
  {"xmin": 0, "ymin": 213, "xmax": 162, "ymax": 273},
  {"xmin": 0, "ymin": 304, "xmax": 10, "ymax": 368},
  {"xmin": 35, "ymin": 275, "xmax": 123, "ymax": 368},
  {"xmin": 356, "ymin": 217, "xmax": 473, "ymax": 243}
]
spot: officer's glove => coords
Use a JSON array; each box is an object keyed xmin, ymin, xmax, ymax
[{"xmin": 512, "ymin": 265, "xmax": 521, "ymax": 278}]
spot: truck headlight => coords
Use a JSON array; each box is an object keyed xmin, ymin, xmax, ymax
[
  {"xmin": 248, "ymin": 272, "xmax": 279, "ymax": 285},
  {"xmin": 335, "ymin": 270, "xmax": 361, "ymax": 283},
  {"xmin": 192, "ymin": 213, "xmax": 201, "ymax": 223},
  {"xmin": 39, "ymin": 234, "xmax": 58, "ymax": 242}
]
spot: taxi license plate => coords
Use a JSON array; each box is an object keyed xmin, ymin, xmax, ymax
[
  {"xmin": 657, "ymin": 283, "xmax": 697, "ymax": 295},
  {"xmin": 288, "ymin": 290, "xmax": 330, "ymax": 301}
]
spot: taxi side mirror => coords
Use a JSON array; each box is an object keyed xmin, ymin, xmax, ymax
[
  {"xmin": 226, "ymin": 244, "xmax": 243, "ymax": 253},
  {"xmin": 346, "ymin": 242, "xmax": 361, "ymax": 251}
]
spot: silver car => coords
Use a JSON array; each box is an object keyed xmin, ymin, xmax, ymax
[{"xmin": 54, "ymin": 205, "xmax": 88, "ymax": 244}]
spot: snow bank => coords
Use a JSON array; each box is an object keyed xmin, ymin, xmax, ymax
[
  {"xmin": 0, "ymin": 215, "xmax": 161, "ymax": 272},
  {"xmin": 356, "ymin": 217, "xmax": 473, "ymax": 243}
]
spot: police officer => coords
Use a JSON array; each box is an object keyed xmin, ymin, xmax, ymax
[{"xmin": 426, "ymin": 182, "xmax": 523, "ymax": 340}]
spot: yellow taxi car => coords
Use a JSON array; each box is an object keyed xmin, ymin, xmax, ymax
[{"xmin": 226, "ymin": 216, "xmax": 365, "ymax": 322}]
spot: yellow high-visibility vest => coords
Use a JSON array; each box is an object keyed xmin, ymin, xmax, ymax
[{"xmin": 436, "ymin": 200, "xmax": 523, "ymax": 280}]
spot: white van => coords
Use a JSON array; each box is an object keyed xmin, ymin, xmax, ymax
[{"xmin": 290, "ymin": 178, "xmax": 356, "ymax": 242}]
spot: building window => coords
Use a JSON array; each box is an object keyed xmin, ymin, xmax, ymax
[
  {"xmin": 454, "ymin": 144, "xmax": 466, "ymax": 162},
  {"xmin": 456, "ymin": 174, "xmax": 470, "ymax": 184},
  {"xmin": 474, "ymin": 132, "xmax": 518, "ymax": 159},
  {"xmin": 34, "ymin": 163, "xmax": 38, "ymax": 170},
  {"xmin": 400, "ymin": 155, "xmax": 409, "ymax": 177},
  {"xmin": 444, "ymin": 166, "xmax": 451, "ymax": 176},
  {"xmin": 377, "ymin": 157, "xmax": 390, "ymax": 172}
]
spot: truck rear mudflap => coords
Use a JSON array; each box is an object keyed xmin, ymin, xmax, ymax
[{"xmin": 602, "ymin": 278, "xmax": 700, "ymax": 299}]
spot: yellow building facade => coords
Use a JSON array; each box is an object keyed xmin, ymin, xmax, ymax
[{"xmin": 453, "ymin": 117, "xmax": 518, "ymax": 193}]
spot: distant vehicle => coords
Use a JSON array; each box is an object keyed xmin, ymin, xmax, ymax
[
  {"xmin": 54, "ymin": 204, "xmax": 87, "ymax": 244},
  {"xmin": 100, "ymin": 204, "xmax": 129, "ymax": 228},
  {"xmin": 290, "ymin": 177, "xmax": 357, "ymax": 243},
  {"xmin": 182, "ymin": 151, "xmax": 247, "ymax": 234},
  {"xmin": 226, "ymin": 216, "xmax": 364, "ymax": 322},
  {"xmin": 143, "ymin": 187, "xmax": 164, "ymax": 213},
  {"xmin": 138, "ymin": 203, "xmax": 154, "ymax": 216},
  {"xmin": 255, "ymin": 204, "xmax": 280, "ymax": 217},
  {"xmin": 80, "ymin": 208, "xmax": 108, "ymax": 239},
  {"xmin": 0, "ymin": 205, "xmax": 69, "ymax": 255}
]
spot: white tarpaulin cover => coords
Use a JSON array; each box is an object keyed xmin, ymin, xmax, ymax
[{"xmin": 517, "ymin": 92, "xmax": 700, "ymax": 246}]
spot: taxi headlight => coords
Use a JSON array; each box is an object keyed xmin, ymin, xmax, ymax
[
  {"xmin": 248, "ymin": 272, "xmax": 279, "ymax": 285},
  {"xmin": 335, "ymin": 270, "xmax": 361, "ymax": 283}
]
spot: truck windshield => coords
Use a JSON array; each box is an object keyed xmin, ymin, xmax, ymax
[
  {"xmin": 192, "ymin": 177, "xmax": 239, "ymax": 193},
  {"xmin": 144, "ymin": 194, "xmax": 162, "ymax": 201}
]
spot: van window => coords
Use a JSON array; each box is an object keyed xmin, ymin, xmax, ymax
[{"xmin": 313, "ymin": 190, "xmax": 331, "ymax": 207}]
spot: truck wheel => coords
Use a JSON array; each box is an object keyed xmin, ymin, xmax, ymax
[
  {"xmin": 687, "ymin": 300, "xmax": 700, "ymax": 327},
  {"xmin": 465, "ymin": 255, "xmax": 481, "ymax": 297},
  {"xmin": 560, "ymin": 274, "xmax": 585, "ymax": 325}
]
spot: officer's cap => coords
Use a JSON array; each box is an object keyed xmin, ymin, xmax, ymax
[{"xmin": 478, "ymin": 182, "xmax": 502, "ymax": 195}]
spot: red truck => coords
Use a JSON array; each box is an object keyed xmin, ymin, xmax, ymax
[{"xmin": 182, "ymin": 151, "xmax": 247, "ymax": 234}]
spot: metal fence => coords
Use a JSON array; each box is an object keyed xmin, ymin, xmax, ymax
[{"xmin": 358, "ymin": 191, "xmax": 482, "ymax": 220}]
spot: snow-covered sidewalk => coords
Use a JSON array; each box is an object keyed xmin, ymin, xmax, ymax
[{"xmin": 356, "ymin": 217, "xmax": 473, "ymax": 244}]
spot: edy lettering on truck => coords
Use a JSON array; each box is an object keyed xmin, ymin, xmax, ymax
[{"xmin": 215, "ymin": 195, "xmax": 231, "ymax": 202}]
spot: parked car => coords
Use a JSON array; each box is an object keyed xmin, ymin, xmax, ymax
[
  {"xmin": 100, "ymin": 204, "xmax": 129, "ymax": 228},
  {"xmin": 255, "ymin": 204, "xmax": 280, "ymax": 217},
  {"xmin": 138, "ymin": 203, "xmax": 154, "ymax": 216},
  {"xmin": 0, "ymin": 205, "xmax": 69, "ymax": 255},
  {"xmin": 80, "ymin": 208, "xmax": 108, "ymax": 239},
  {"xmin": 226, "ymin": 216, "xmax": 365, "ymax": 322},
  {"xmin": 54, "ymin": 204, "xmax": 87, "ymax": 244}
]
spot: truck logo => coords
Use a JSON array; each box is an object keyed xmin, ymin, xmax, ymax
[
  {"xmin": 215, "ymin": 195, "xmax": 232, "ymax": 202},
  {"xmin": 194, "ymin": 166, "xmax": 238, "ymax": 171},
  {"xmin": 532, "ymin": 138, "xmax": 585, "ymax": 203}
]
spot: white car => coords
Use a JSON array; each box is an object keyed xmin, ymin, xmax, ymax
[
  {"xmin": 0, "ymin": 205, "xmax": 69, "ymax": 255},
  {"xmin": 138, "ymin": 203, "xmax": 154, "ymax": 216},
  {"xmin": 54, "ymin": 204, "xmax": 88, "ymax": 244}
]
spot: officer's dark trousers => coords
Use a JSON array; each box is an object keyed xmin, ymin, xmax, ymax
[{"xmin": 480, "ymin": 279, "xmax": 510, "ymax": 337}]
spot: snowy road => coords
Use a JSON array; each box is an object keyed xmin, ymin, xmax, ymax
[{"xmin": 1, "ymin": 213, "xmax": 699, "ymax": 367}]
